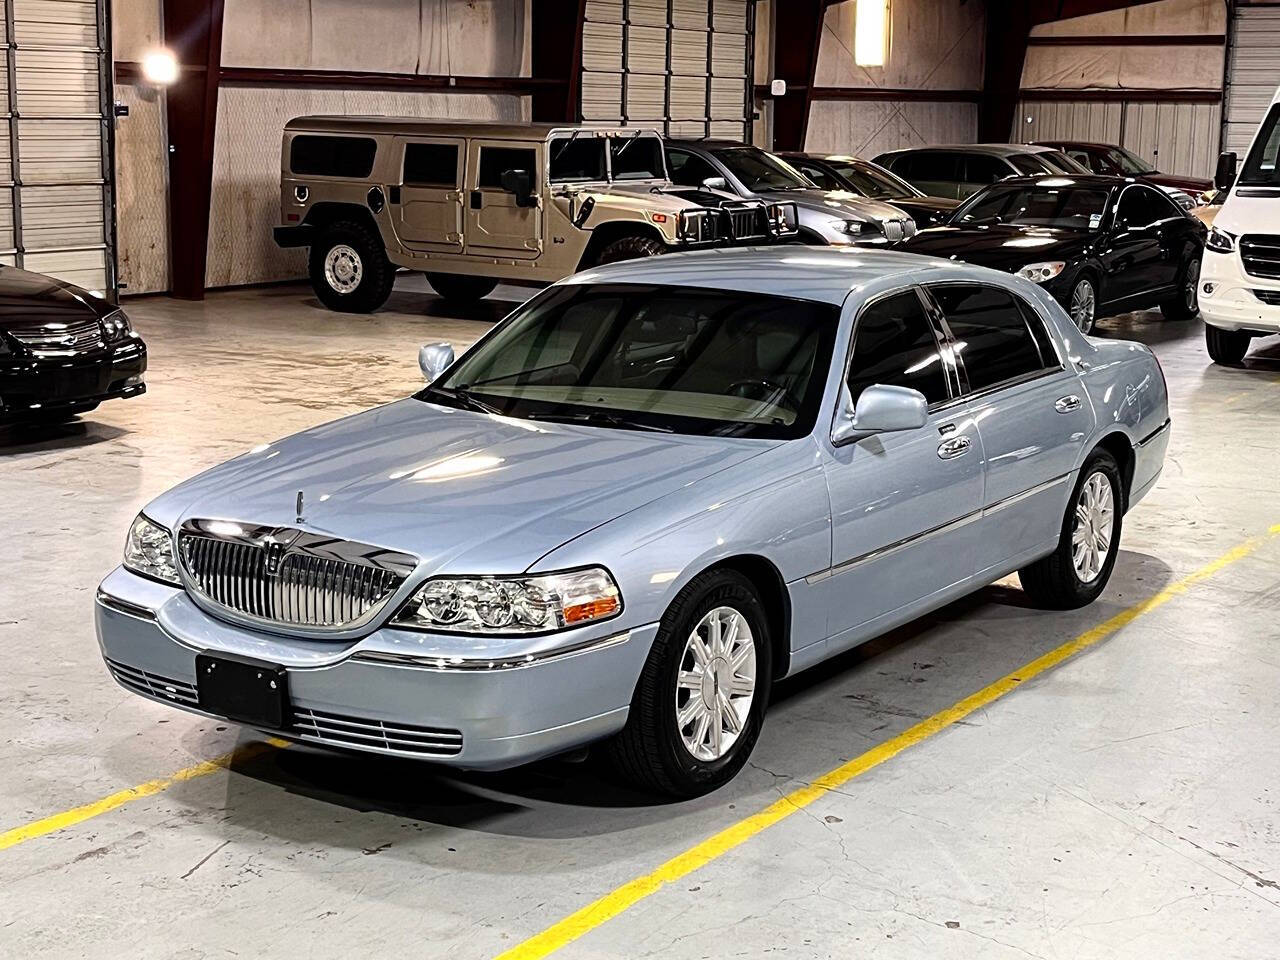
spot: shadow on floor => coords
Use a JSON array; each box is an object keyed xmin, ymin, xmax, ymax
[{"xmin": 0, "ymin": 417, "xmax": 129, "ymax": 453}]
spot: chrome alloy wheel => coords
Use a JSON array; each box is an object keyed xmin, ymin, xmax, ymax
[
  {"xmin": 1184, "ymin": 258, "xmax": 1201, "ymax": 311},
  {"xmin": 323, "ymin": 244, "xmax": 363, "ymax": 294},
  {"xmin": 675, "ymin": 606, "xmax": 756, "ymax": 761},
  {"xmin": 1072, "ymin": 471, "xmax": 1115, "ymax": 583},
  {"xmin": 1070, "ymin": 279, "xmax": 1096, "ymax": 333}
]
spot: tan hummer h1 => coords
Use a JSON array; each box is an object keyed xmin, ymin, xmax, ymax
[{"xmin": 273, "ymin": 117, "xmax": 798, "ymax": 312}]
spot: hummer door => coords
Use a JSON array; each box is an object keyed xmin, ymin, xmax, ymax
[
  {"xmin": 393, "ymin": 137, "xmax": 465, "ymax": 253},
  {"xmin": 465, "ymin": 141, "xmax": 543, "ymax": 260}
]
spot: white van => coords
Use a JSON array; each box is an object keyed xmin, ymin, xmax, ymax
[{"xmin": 1200, "ymin": 85, "xmax": 1280, "ymax": 365}]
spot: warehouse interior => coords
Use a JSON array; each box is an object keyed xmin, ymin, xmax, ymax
[{"xmin": 2, "ymin": 0, "xmax": 1280, "ymax": 957}]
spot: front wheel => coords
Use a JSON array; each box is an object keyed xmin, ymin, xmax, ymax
[
  {"xmin": 426, "ymin": 273, "xmax": 499, "ymax": 303},
  {"xmin": 308, "ymin": 221, "xmax": 395, "ymax": 313},
  {"xmin": 1159, "ymin": 256, "xmax": 1200, "ymax": 321},
  {"xmin": 1018, "ymin": 450, "xmax": 1123, "ymax": 609},
  {"xmin": 1205, "ymin": 324, "xmax": 1252, "ymax": 366},
  {"xmin": 595, "ymin": 233, "xmax": 667, "ymax": 265},
  {"xmin": 1066, "ymin": 276, "xmax": 1098, "ymax": 335},
  {"xmin": 607, "ymin": 569, "xmax": 772, "ymax": 797}
]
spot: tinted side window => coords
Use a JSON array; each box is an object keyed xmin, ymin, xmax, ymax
[
  {"xmin": 666, "ymin": 149, "xmax": 720, "ymax": 187},
  {"xmin": 932, "ymin": 284, "xmax": 1047, "ymax": 392},
  {"xmin": 796, "ymin": 162, "xmax": 840, "ymax": 190},
  {"xmin": 478, "ymin": 147, "xmax": 538, "ymax": 189},
  {"xmin": 902, "ymin": 151, "xmax": 958, "ymax": 181},
  {"xmin": 403, "ymin": 143, "xmax": 458, "ymax": 186},
  {"xmin": 1117, "ymin": 185, "xmax": 1170, "ymax": 228},
  {"xmin": 847, "ymin": 291, "xmax": 949, "ymax": 405},
  {"xmin": 289, "ymin": 135, "xmax": 377, "ymax": 177},
  {"xmin": 964, "ymin": 155, "xmax": 1009, "ymax": 183},
  {"xmin": 1007, "ymin": 153, "xmax": 1046, "ymax": 176}
]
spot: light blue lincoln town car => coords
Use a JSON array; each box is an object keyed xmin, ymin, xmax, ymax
[{"xmin": 97, "ymin": 248, "xmax": 1169, "ymax": 796}]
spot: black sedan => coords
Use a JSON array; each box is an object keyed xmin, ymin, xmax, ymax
[
  {"xmin": 778, "ymin": 152, "xmax": 960, "ymax": 227},
  {"xmin": 897, "ymin": 175, "xmax": 1206, "ymax": 334},
  {"xmin": 0, "ymin": 266, "xmax": 146, "ymax": 423}
]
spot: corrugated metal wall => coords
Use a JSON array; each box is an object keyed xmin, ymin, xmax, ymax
[
  {"xmin": 1224, "ymin": 6, "xmax": 1280, "ymax": 158},
  {"xmin": 581, "ymin": 0, "xmax": 753, "ymax": 140},
  {"xmin": 2, "ymin": 0, "xmax": 113, "ymax": 292}
]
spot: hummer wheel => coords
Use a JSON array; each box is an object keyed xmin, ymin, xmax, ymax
[
  {"xmin": 308, "ymin": 220, "xmax": 395, "ymax": 313},
  {"xmin": 596, "ymin": 233, "xmax": 668, "ymax": 265}
]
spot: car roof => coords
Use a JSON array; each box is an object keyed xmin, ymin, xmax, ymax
[
  {"xmin": 284, "ymin": 117, "xmax": 661, "ymax": 140},
  {"xmin": 879, "ymin": 143, "xmax": 1065, "ymax": 158},
  {"xmin": 979, "ymin": 173, "xmax": 1134, "ymax": 189},
  {"xmin": 666, "ymin": 139, "xmax": 752, "ymax": 150},
  {"xmin": 1033, "ymin": 139, "xmax": 1114, "ymax": 151},
  {"xmin": 778, "ymin": 152, "xmax": 871, "ymax": 164},
  {"xmin": 561, "ymin": 246, "xmax": 1020, "ymax": 306}
]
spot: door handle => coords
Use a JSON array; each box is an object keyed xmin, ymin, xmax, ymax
[
  {"xmin": 1054, "ymin": 395, "xmax": 1082, "ymax": 413},
  {"xmin": 937, "ymin": 435, "xmax": 971, "ymax": 460},
  {"xmin": 470, "ymin": 190, "xmax": 482, "ymax": 209}
]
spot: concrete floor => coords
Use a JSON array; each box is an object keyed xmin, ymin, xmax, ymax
[{"xmin": 3, "ymin": 273, "xmax": 1280, "ymax": 959}]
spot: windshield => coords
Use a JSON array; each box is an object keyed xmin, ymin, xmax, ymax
[
  {"xmin": 1102, "ymin": 145, "xmax": 1156, "ymax": 176},
  {"xmin": 827, "ymin": 159, "xmax": 919, "ymax": 199},
  {"xmin": 713, "ymin": 147, "xmax": 813, "ymax": 191},
  {"xmin": 549, "ymin": 134, "xmax": 666, "ymax": 183},
  {"xmin": 1239, "ymin": 103, "xmax": 1280, "ymax": 187},
  {"xmin": 954, "ymin": 183, "xmax": 1112, "ymax": 230},
  {"xmin": 423, "ymin": 283, "xmax": 839, "ymax": 439},
  {"xmin": 1040, "ymin": 150, "xmax": 1091, "ymax": 174}
]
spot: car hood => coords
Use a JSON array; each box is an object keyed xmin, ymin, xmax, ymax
[
  {"xmin": 884, "ymin": 196, "xmax": 960, "ymax": 225},
  {"xmin": 0, "ymin": 265, "xmax": 113, "ymax": 332},
  {"xmin": 753, "ymin": 187, "xmax": 912, "ymax": 224},
  {"xmin": 146, "ymin": 399, "xmax": 779, "ymax": 576},
  {"xmin": 1145, "ymin": 172, "xmax": 1212, "ymax": 194},
  {"xmin": 900, "ymin": 223, "xmax": 1094, "ymax": 272}
]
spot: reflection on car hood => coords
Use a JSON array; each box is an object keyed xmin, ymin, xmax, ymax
[
  {"xmin": 900, "ymin": 223, "xmax": 1094, "ymax": 272},
  {"xmin": 752, "ymin": 187, "xmax": 913, "ymax": 223},
  {"xmin": 148, "ymin": 399, "xmax": 779, "ymax": 576},
  {"xmin": 0, "ymin": 265, "xmax": 114, "ymax": 332}
]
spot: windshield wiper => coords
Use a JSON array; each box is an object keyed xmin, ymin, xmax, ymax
[
  {"xmin": 612, "ymin": 130, "xmax": 642, "ymax": 160},
  {"xmin": 428, "ymin": 384, "xmax": 505, "ymax": 416},
  {"xmin": 527, "ymin": 410, "xmax": 673, "ymax": 433}
]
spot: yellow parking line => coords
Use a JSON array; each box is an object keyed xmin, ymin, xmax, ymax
[
  {"xmin": 0, "ymin": 737, "xmax": 289, "ymax": 852},
  {"xmin": 494, "ymin": 524, "xmax": 1280, "ymax": 960}
]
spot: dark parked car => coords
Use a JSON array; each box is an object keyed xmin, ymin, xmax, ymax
[
  {"xmin": 777, "ymin": 152, "xmax": 960, "ymax": 227},
  {"xmin": 0, "ymin": 267, "xmax": 145, "ymax": 423},
  {"xmin": 898, "ymin": 175, "xmax": 1206, "ymax": 334},
  {"xmin": 873, "ymin": 143, "xmax": 1091, "ymax": 200},
  {"xmin": 1032, "ymin": 140, "xmax": 1212, "ymax": 200}
]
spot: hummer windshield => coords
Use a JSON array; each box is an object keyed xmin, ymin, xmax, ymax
[
  {"xmin": 549, "ymin": 133, "xmax": 667, "ymax": 184},
  {"xmin": 420, "ymin": 283, "xmax": 838, "ymax": 440}
]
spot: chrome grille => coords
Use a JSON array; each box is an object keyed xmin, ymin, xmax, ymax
[
  {"xmin": 105, "ymin": 657, "xmax": 198, "ymax": 706},
  {"xmin": 10, "ymin": 317, "xmax": 104, "ymax": 350},
  {"xmin": 177, "ymin": 521, "xmax": 416, "ymax": 632},
  {"xmin": 1241, "ymin": 235, "xmax": 1280, "ymax": 280},
  {"xmin": 292, "ymin": 708, "xmax": 463, "ymax": 757},
  {"xmin": 726, "ymin": 205, "xmax": 768, "ymax": 240}
]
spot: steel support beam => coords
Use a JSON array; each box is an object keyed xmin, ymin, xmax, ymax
[
  {"xmin": 771, "ymin": 0, "xmax": 827, "ymax": 151},
  {"xmin": 531, "ymin": 0, "xmax": 587, "ymax": 122}
]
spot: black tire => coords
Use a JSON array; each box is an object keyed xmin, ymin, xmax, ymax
[
  {"xmin": 426, "ymin": 273, "xmax": 499, "ymax": 303},
  {"xmin": 1019, "ymin": 450, "xmax": 1124, "ymax": 610},
  {"xmin": 1205, "ymin": 324, "xmax": 1251, "ymax": 366},
  {"xmin": 1063, "ymin": 274, "xmax": 1099, "ymax": 335},
  {"xmin": 607, "ymin": 569, "xmax": 773, "ymax": 797},
  {"xmin": 596, "ymin": 233, "xmax": 668, "ymax": 265},
  {"xmin": 308, "ymin": 220, "xmax": 395, "ymax": 313},
  {"xmin": 1159, "ymin": 255, "xmax": 1201, "ymax": 321}
]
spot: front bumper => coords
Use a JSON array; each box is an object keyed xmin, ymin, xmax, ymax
[
  {"xmin": 1199, "ymin": 249, "xmax": 1280, "ymax": 334},
  {"xmin": 95, "ymin": 567, "xmax": 656, "ymax": 770},
  {"xmin": 0, "ymin": 340, "xmax": 147, "ymax": 421}
]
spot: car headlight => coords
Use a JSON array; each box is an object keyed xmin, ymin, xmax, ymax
[
  {"xmin": 841, "ymin": 219, "xmax": 865, "ymax": 236},
  {"xmin": 100, "ymin": 309, "xmax": 134, "ymax": 344},
  {"xmin": 393, "ymin": 567, "xmax": 622, "ymax": 635},
  {"xmin": 123, "ymin": 514, "xmax": 180, "ymax": 585},
  {"xmin": 1016, "ymin": 261, "xmax": 1066, "ymax": 283},
  {"xmin": 1206, "ymin": 226, "xmax": 1236, "ymax": 254}
]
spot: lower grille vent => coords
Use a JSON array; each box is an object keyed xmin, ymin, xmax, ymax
[
  {"xmin": 292, "ymin": 708, "xmax": 463, "ymax": 757},
  {"xmin": 105, "ymin": 658, "xmax": 198, "ymax": 706}
]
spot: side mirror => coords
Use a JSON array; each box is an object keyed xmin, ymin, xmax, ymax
[
  {"xmin": 701, "ymin": 176, "xmax": 729, "ymax": 191},
  {"xmin": 418, "ymin": 341, "xmax": 455, "ymax": 383},
  {"xmin": 1214, "ymin": 151, "xmax": 1237, "ymax": 192},
  {"xmin": 500, "ymin": 168, "xmax": 537, "ymax": 207},
  {"xmin": 831, "ymin": 383, "xmax": 929, "ymax": 445}
]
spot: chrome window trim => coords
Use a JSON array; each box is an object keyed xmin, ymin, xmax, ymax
[
  {"xmin": 805, "ymin": 472, "xmax": 1073, "ymax": 583},
  {"xmin": 350, "ymin": 628, "xmax": 634, "ymax": 671}
]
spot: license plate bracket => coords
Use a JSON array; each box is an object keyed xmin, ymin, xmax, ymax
[{"xmin": 196, "ymin": 652, "xmax": 288, "ymax": 729}]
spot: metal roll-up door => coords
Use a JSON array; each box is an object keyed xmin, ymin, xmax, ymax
[
  {"xmin": 0, "ymin": 0, "xmax": 114, "ymax": 293},
  {"xmin": 1224, "ymin": 6, "xmax": 1280, "ymax": 158},
  {"xmin": 581, "ymin": 0, "xmax": 754, "ymax": 142}
]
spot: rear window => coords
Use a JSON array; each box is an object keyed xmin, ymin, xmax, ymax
[
  {"xmin": 931, "ymin": 284, "xmax": 1050, "ymax": 392},
  {"xmin": 289, "ymin": 135, "xmax": 377, "ymax": 177},
  {"xmin": 404, "ymin": 142, "xmax": 459, "ymax": 186}
]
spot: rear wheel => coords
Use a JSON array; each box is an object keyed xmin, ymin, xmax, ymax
[
  {"xmin": 426, "ymin": 273, "xmax": 499, "ymax": 303},
  {"xmin": 596, "ymin": 233, "xmax": 667, "ymax": 265},
  {"xmin": 1205, "ymin": 324, "xmax": 1252, "ymax": 366},
  {"xmin": 308, "ymin": 221, "xmax": 395, "ymax": 313},
  {"xmin": 607, "ymin": 569, "xmax": 772, "ymax": 797},
  {"xmin": 1066, "ymin": 276, "xmax": 1098, "ymax": 335},
  {"xmin": 1019, "ymin": 450, "xmax": 1123, "ymax": 609},
  {"xmin": 1159, "ymin": 255, "xmax": 1200, "ymax": 321}
]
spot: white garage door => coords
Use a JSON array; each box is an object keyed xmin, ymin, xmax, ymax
[
  {"xmin": 0, "ymin": 0, "xmax": 113, "ymax": 293},
  {"xmin": 1224, "ymin": 5, "xmax": 1280, "ymax": 158},
  {"xmin": 581, "ymin": 0, "xmax": 754, "ymax": 141}
]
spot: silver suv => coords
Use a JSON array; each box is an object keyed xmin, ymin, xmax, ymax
[{"xmin": 273, "ymin": 118, "xmax": 797, "ymax": 312}]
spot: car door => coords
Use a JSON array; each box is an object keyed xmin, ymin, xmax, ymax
[
  {"xmin": 393, "ymin": 137, "xmax": 465, "ymax": 254},
  {"xmin": 464, "ymin": 141, "xmax": 543, "ymax": 259},
  {"xmin": 819, "ymin": 287, "xmax": 983, "ymax": 648},
  {"xmin": 1100, "ymin": 184, "xmax": 1175, "ymax": 303},
  {"xmin": 924, "ymin": 282, "xmax": 1091, "ymax": 578}
]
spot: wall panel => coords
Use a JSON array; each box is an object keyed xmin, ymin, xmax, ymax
[
  {"xmin": 113, "ymin": 83, "xmax": 168, "ymax": 295},
  {"xmin": 805, "ymin": 100, "xmax": 979, "ymax": 158}
]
